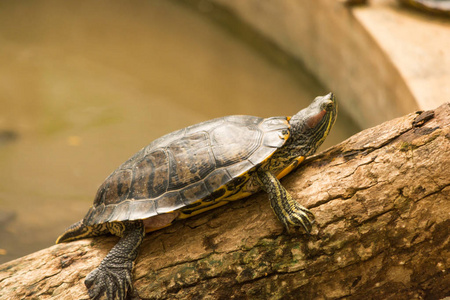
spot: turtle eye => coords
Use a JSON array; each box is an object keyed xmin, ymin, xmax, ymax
[{"xmin": 321, "ymin": 100, "xmax": 334, "ymax": 111}]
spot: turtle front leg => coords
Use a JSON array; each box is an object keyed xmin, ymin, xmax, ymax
[
  {"xmin": 257, "ymin": 170, "xmax": 315, "ymax": 233},
  {"xmin": 85, "ymin": 220, "xmax": 145, "ymax": 300}
]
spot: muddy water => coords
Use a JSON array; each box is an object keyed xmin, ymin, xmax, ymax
[{"xmin": 0, "ymin": 0, "xmax": 358, "ymax": 263}]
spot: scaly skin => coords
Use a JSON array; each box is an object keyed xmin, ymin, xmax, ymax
[
  {"xmin": 257, "ymin": 170, "xmax": 315, "ymax": 233},
  {"xmin": 57, "ymin": 93, "xmax": 337, "ymax": 300},
  {"xmin": 85, "ymin": 221, "xmax": 145, "ymax": 300}
]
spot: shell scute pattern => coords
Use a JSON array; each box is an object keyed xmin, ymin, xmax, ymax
[
  {"xmin": 203, "ymin": 169, "xmax": 232, "ymax": 192},
  {"xmin": 259, "ymin": 116, "xmax": 290, "ymax": 131},
  {"xmin": 167, "ymin": 131, "xmax": 215, "ymax": 190},
  {"xmin": 123, "ymin": 200, "xmax": 156, "ymax": 221},
  {"xmin": 155, "ymin": 192, "xmax": 183, "ymax": 214},
  {"xmin": 84, "ymin": 115, "xmax": 290, "ymax": 226},
  {"xmin": 210, "ymin": 122, "xmax": 262, "ymax": 168},
  {"xmin": 179, "ymin": 181, "xmax": 210, "ymax": 205},
  {"xmin": 263, "ymin": 129, "xmax": 289, "ymax": 148},
  {"xmin": 131, "ymin": 149, "xmax": 169, "ymax": 199},
  {"xmin": 95, "ymin": 205, "xmax": 115, "ymax": 224}
]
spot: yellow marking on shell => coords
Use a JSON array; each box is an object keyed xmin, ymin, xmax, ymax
[
  {"xmin": 177, "ymin": 200, "xmax": 230, "ymax": 220},
  {"xmin": 176, "ymin": 172, "xmax": 254, "ymax": 219},
  {"xmin": 282, "ymin": 119, "xmax": 290, "ymax": 141},
  {"xmin": 276, "ymin": 156, "xmax": 305, "ymax": 180},
  {"xmin": 224, "ymin": 190, "xmax": 253, "ymax": 201},
  {"xmin": 177, "ymin": 125, "xmax": 292, "ymax": 220},
  {"xmin": 154, "ymin": 121, "xmax": 292, "ymax": 223},
  {"xmin": 281, "ymin": 130, "xmax": 290, "ymax": 141}
]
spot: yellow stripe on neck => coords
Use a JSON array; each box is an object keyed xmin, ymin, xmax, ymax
[{"xmin": 276, "ymin": 156, "xmax": 305, "ymax": 180}]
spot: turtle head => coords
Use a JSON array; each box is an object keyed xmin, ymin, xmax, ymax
[{"xmin": 288, "ymin": 92, "xmax": 337, "ymax": 157}]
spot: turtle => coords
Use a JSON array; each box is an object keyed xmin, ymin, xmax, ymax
[{"xmin": 56, "ymin": 93, "xmax": 337, "ymax": 300}]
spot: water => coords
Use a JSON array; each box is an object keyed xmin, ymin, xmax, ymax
[{"xmin": 0, "ymin": 0, "xmax": 359, "ymax": 264}]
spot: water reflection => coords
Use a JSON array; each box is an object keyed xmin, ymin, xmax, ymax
[{"xmin": 0, "ymin": 0, "xmax": 358, "ymax": 263}]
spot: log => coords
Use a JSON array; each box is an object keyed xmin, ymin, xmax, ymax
[{"xmin": 1, "ymin": 103, "xmax": 449, "ymax": 300}]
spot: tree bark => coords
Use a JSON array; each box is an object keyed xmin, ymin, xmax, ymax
[{"xmin": 1, "ymin": 104, "xmax": 449, "ymax": 300}]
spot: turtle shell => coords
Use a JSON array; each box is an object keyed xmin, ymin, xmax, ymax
[{"xmin": 83, "ymin": 115, "xmax": 290, "ymax": 226}]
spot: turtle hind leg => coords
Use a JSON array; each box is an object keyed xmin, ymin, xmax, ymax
[
  {"xmin": 56, "ymin": 220, "xmax": 109, "ymax": 244},
  {"xmin": 85, "ymin": 220, "xmax": 145, "ymax": 300},
  {"xmin": 257, "ymin": 170, "xmax": 315, "ymax": 233}
]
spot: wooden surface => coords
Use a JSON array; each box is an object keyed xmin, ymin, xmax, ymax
[{"xmin": 0, "ymin": 103, "xmax": 449, "ymax": 299}]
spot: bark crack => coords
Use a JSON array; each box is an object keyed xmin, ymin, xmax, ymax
[{"xmin": 2, "ymin": 104, "xmax": 450, "ymax": 299}]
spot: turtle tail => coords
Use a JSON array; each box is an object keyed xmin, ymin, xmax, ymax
[{"xmin": 56, "ymin": 220, "xmax": 108, "ymax": 244}]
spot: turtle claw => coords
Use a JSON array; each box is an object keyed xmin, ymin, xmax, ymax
[
  {"xmin": 85, "ymin": 265, "xmax": 133, "ymax": 300},
  {"xmin": 288, "ymin": 202, "xmax": 315, "ymax": 234}
]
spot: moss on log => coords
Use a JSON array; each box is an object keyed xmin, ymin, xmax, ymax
[{"xmin": 1, "ymin": 103, "xmax": 449, "ymax": 300}]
